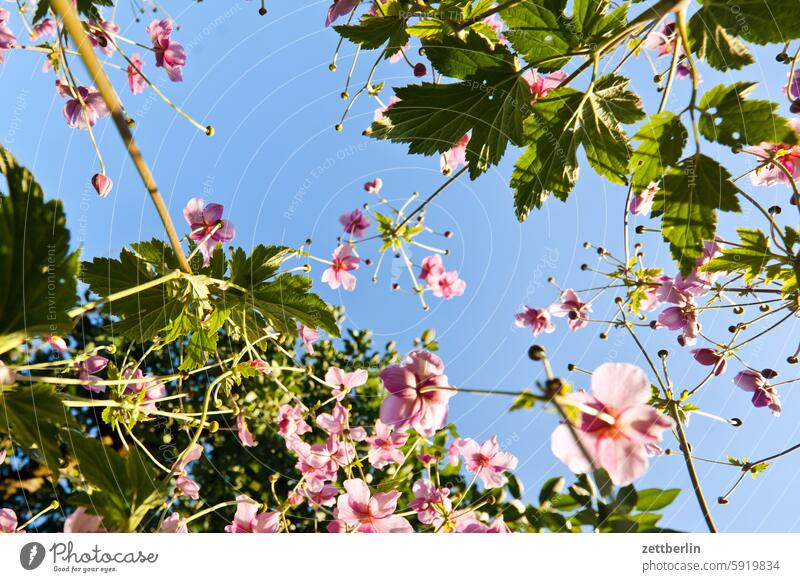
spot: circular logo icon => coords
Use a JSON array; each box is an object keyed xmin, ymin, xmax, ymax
[{"xmin": 20, "ymin": 542, "xmax": 46, "ymax": 570}]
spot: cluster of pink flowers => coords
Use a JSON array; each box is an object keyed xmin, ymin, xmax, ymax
[
  {"xmin": 183, "ymin": 197, "xmax": 236, "ymax": 267},
  {"xmin": 515, "ymin": 288, "xmax": 591, "ymax": 335},
  {"xmin": 419, "ymin": 254, "xmax": 466, "ymax": 299}
]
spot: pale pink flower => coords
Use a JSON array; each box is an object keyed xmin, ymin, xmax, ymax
[
  {"xmin": 734, "ymin": 370, "xmax": 781, "ymax": 416},
  {"xmin": 374, "ymin": 96, "xmax": 399, "ymax": 122},
  {"xmin": 551, "ymin": 363, "xmax": 674, "ymax": 486},
  {"xmin": 0, "ymin": 508, "xmax": 18, "ymax": 532},
  {"xmin": 409, "ymin": 479, "xmax": 451, "ymax": 525},
  {"xmin": 549, "ymin": 289, "xmax": 591, "ymax": 331},
  {"xmin": 322, "ymin": 244, "xmax": 360, "ymax": 291},
  {"xmin": 326, "ymin": 0, "xmax": 360, "ymax": 27},
  {"xmin": 173, "ymin": 443, "xmax": 203, "ymax": 472},
  {"xmin": 175, "ymin": 475, "xmax": 200, "ymax": 500},
  {"xmin": 91, "ymin": 173, "xmax": 113, "ymax": 198},
  {"xmin": 88, "ymin": 19, "xmax": 119, "ymax": 57},
  {"xmin": 276, "ymin": 404, "xmax": 312, "ymax": 439},
  {"xmin": 639, "ymin": 275, "xmax": 673, "ymax": 312},
  {"xmin": 515, "ymin": 306, "xmax": 555, "ymax": 335},
  {"xmin": 299, "ymin": 324, "xmax": 320, "ymax": 354},
  {"xmin": 644, "ymin": 21, "xmax": 677, "ymax": 57},
  {"xmin": 482, "ymin": 14, "xmax": 506, "ymax": 44},
  {"xmin": 225, "ymin": 495, "xmax": 280, "ymax": 533},
  {"xmin": 56, "ymin": 80, "xmax": 109, "ymax": 130},
  {"xmin": 127, "ymin": 53, "xmax": 147, "ymax": 95},
  {"xmin": 522, "ymin": 69, "xmax": 567, "ymax": 101},
  {"xmin": 364, "ymin": 177, "xmax": 383, "ymax": 193},
  {"xmin": 316, "ymin": 402, "xmax": 367, "ymax": 440},
  {"xmin": 0, "ymin": 361, "xmax": 16, "ymax": 385},
  {"xmin": 248, "ymin": 359, "xmax": 272, "ymax": 374},
  {"xmin": 630, "ymin": 181, "xmax": 658, "ymax": 216},
  {"xmin": 305, "ymin": 435, "xmax": 356, "ymax": 474},
  {"xmin": 0, "ymin": 9, "xmax": 17, "ymax": 64},
  {"xmin": 0, "ymin": 450, "xmax": 6, "ymax": 464},
  {"xmin": 31, "ymin": 19, "xmax": 55, "ymax": 40},
  {"xmin": 305, "ymin": 482, "xmax": 338, "ymax": 508},
  {"xmin": 45, "ymin": 334, "xmax": 68, "ymax": 352},
  {"xmin": 429, "ymin": 270, "xmax": 466, "ymax": 299},
  {"xmin": 457, "ymin": 515, "xmax": 511, "ymax": 533},
  {"xmin": 379, "ymin": 350, "xmax": 454, "ymax": 436},
  {"xmin": 326, "ymin": 366, "xmax": 368, "ymax": 400},
  {"xmin": 419, "ymin": 254, "xmax": 445, "ymax": 282},
  {"xmin": 417, "ymin": 452, "xmax": 436, "ymax": 464},
  {"xmin": 656, "ymin": 295, "xmax": 698, "ymax": 346},
  {"xmin": 183, "ymin": 197, "xmax": 235, "ymax": 267},
  {"xmin": 440, "ymin": 134, "xmax": 470, "ymax": 174},
  {"xmin": 389, "ymin": 43, "xmax": 410, "ymax": 63},
  {"xmin": 746, "ymin": 119, "xmax": 800, "ymax": 187},
  {"xmin": 160, "ymin": 513, "xmax": 188, "ymax": 533},
  {"xmin": 334, "ymin": 479, "xmax": 413, "ymax": 533},
  {"xmin": 456, "ymin": 436, "xmax": 518, "ymax": 488},
  {"xmin": 64, "ymin": 507, "xmax": 105, "ymax": 533},
  {"xmin": 76, "ymin": 355, "xmax": 109, "ymax": 393},
  {"xmin": 673, "ymin": 240, "xmax": 722, "ymax": 297},
  {"xmin": 339, "ymin": 208, "xmax": 372, "ymax": 238},
  {"xmin": 237, "ymin": 415, "xmax": 255, "ymax": 447},
  {"xmin": 366, "ymin": 420, "xmax": 409, "ymax": 469},
  {"xmin": 146, "ymin": 19, "xmax": 186, "ymax": 81},
  {"xmin": 122, "ymin": 368, "xmax": 167, "ymax": 411},
  {"xmin": 691, "ymin": 348, "xmax": 728, "ymax": 376}
]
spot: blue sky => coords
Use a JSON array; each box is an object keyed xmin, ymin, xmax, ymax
[{"xmin": 1, "ymin": 0, "xmax": 799, "ymax": 532}]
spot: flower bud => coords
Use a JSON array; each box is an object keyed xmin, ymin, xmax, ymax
[
  {"xmin": 413, "ymin": 63, "xmax": 427, "ymax": 77},
  {"xmin": 91, "ymin": 173, "xmax": 113, "ymax": 198}
]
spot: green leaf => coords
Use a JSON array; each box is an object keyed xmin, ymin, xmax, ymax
[
  {"xmin": 33, "ymin": 0, "xmax": 113, "ymax": 23},
  {"xmin": 423, "ymin": 31, "xmax": 515, "ymax": 80},
  {"xmin": 0, "ymin": 147, "xmax": 80, "ymax": 354},
  {"xmin": 509, "ymin": 389, "xmax": 538, "ymax": 411},
  {"xmin": 630, "ymin": 112, "xmax": 688, "ymax": 188},
  {"xmin": 652, "ymin": 154, "xmax": 741, "ymax": 274},
  {"xmin": 229, "ymin": 245, "xmax": 292, "ymax": 290},
  {"xmin": 0, "ymin": 384, "xmax": 69, "ymax": 477},
  {"xmin": 68, "ymin": 433, "xmax": 167, "ymax": 532},
  {"xmin": 539, "ymin": 475, "xmax": 565, "ymax": 505},
  {"xmin": 698, "ymin": 82, "xmax": 797, "ymax": 147},
  {"xmin": 335, "ymin": 13, "xmax": 409, "ymax": 53},
  {"xmin": 702, "ymin": 228, "xmax": 774, "ymax": 282},
  {"xmin": 635, "ymin": 488, "xmax": 681, "ymax": 511},
  {"xmin": 695, "ymin": 0, "xmax": 800, "ymax": 45},
  {"xmin": 687, "ymin": 12, "xmax": 754, "ymax": 71}
]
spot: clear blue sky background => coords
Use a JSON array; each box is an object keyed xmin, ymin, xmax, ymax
[{"xmin": 1, "ymin": 1, "xmax": 799, "ymax": 532}]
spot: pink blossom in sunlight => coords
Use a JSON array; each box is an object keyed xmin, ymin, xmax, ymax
[
  {"xmin": 549, "ymin": 288, "xmax": 592, "ymax": 331},
  {"xmin": 0, "ymin": 449, "xmax": 6, "ymax": 464},
  {"xmin": 379, "ymin": 350, "xmax": 454, "ymax": 436},
  {"xmin": 76, "ymin": 355, "xmax": 109, "ymax": 393},
  {"xmin": 419, "ymin": 254, "xmax": 445, "ymax": 282},
  {"xmin": 457, "ymin": 514, "xmax": 511, "ymax": 533},
  {"xmin": 277, "ymin": 404, "xmax": 312, "ymax": 439},
  {"xmin": 0, "ymin": 508, "xmax": 18, "ymax": 532},
  {"xmin": 146, "ymin": 19, "xmax": 186, "ymax": 82},
  {"xmin": 734, "ymin": 370, "xmax": 782, "ymax": 416},
  {"xmin": 673, "ymin": 240, "xmax": 722, "ymax": 297},
  {"xmin": 691, "ymin": 348, "xmax": 728, "ymax": 376},
  {"xmin": 746, "ymin": 119, "xmax": 800, "ymax": 187},
  {"xmin": 644, "ymin": 21, "xmax": 677, "ymax": 57},
  {"xmin": 160, "ymin": 513, "xmax": 188, "ymax": 533},
  {"xmin": 639, "ymin": 275, "xmax": 673, "ymax": 312},
  {"xmin": 339, "ymin": 208, "xmax": 372, "ymax": 238},
  {"xmin": 410, "ymin": 479, "xmax": 451, "ymax": 525},
  {"xmin": 389, "ymin": 43, "xmax": 409, "ymax": 63},
  {"xmin": 321, "ymin": 244, "xmax": 360, "ymax": 291},
  {"xmin": 299, "ymin": 324, "xmax": 320, "ymax": 354},
  {"xmin": 440, "ymin": 134, "xmax": 470, "ymax": 174},
  {"xmin": 429, "ymin": 270, "xmax": 466, "ymax": 299},
  {"xmin": 55, "ymin": 80, "xmax": 111, "ymax": 130},
  {"xmin": 364, "ymin": 177, "xmax": 383, "ymax": 193},
  {"xmin": 551, "ymin": 363, "xmax": 673, "ymax": 486},
  {"xmin": 45, "ymin": 334, "xmax": 69, "ymax": 352},
  {"xmin": 127, "ymin": 53, "xmax": 147, "ymax": 95},
  {"xmin": 122, "ymin": 368, "xmax": 167, "ymax": 411},
  {"xmin": 456, "ymin": 436, "xmax": 518, "ymax": 488},
  {"xmin": 522, "ymin": 69, "xmax": 567, "ymax": 101},
  {"xmin": 629, "ymin": 182, "xmax": 658, "ymax": 216},
  {"xmin": 225, "ymin": 495, "xmax": 280, "ymax": 533},
  {"xmin": 0, "ymin": 361, "xmax": 14, "ymax": 385},
  {"xmin": 176, "ymin": 475, "xmax": 200, "ymax": 500},
  {"xmin": 248, "ymin": 359, "xmax": 272, "ymax": 374},
  {"xmin": 326, "ymin": 0, "xmax": 359, "ymax": 27},
  {"xmin": 237, "ymin": 416, "xmax": 255, "ymax": 447},
  {"xmin": 0, "ymin": 9, "xmax": 17, "ymax": 64},
  {"xmin": 366, "ymin": 420, "xmax": 409, "ymax": 469},
  {"xmin": 91, "ymin": 173, "xmax": 113, "ymax": 198},
  {"xmin": 656, "ymin": 291, "xmax": 699, "ymax": 346},
  {"xmin": 64, "ymin": 507, "xmax": 105, "ymax": 533},
  {"xmin": 316, "ymin": 402, "xmax": 367, "ymax": 440},
  {"xmin": 374, "ymin": 96, "xmax": 399, "ymax": 122},
  {"xmin": 515, "ymin": 306, "xmax": 555, "ymax": 336},
  {"xmin": 326, "ymin": 366, "xmax": 368, "ymax": 400},
  {"xmin": 31, "ymin": 19, "xmax": 55, "ymax": 40},
  {"xmin": 482, "ymin": 14, "xmax": 506, "ymax": 44},
  {"xmin": 305, "ymin": 482, "xmax": 338, "ymax": 508},
  {"xmin": 334, "ymin": 479, "xmax": 413, "ymax": 532},
  {"xmin": 182, "ymin": 197, "xmax": 236, "ymax": 267},
  {"xmin": 88, "ymin": 19, "xmax": 120, "ymax": 57}
]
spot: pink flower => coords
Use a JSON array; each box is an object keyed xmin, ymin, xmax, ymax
[
  {"xmin": 305, "ymin": 482, "xmax": 338, "ymax": 508},
  {"xmin": 127, "ymin": 53, "xmax": 147, "ymax": 95},
  {"xmin": 482, "ymin": 14, "xmax": 506, "ymax": 44},
  {"xmin": 691, "ymin": 348, "xmax": 728, "ymax": 376},
  {"xmin": 746, "ymin": 119, "xmax": 800, "ymax": 187},
  {"xmin": 225, "ymin": 495, "xmax": 280, "ymax": 533},
  {"xmin": 639, "ymin": 275, "xmax": 673, "ymax": 312},
  {"xmin": 429, "ymin": 270, "xmax": 466, "ymax": 299},
  {"xmin": 88, "ymin": 19, "xmax": 119, "ymax": 57},
  {"xmin": 0, "ymin": 361, "xmax": 16, "ymax": 385},
  {"xmin": 0, "ymin": 9, "xmax": 17, "ymax": 65},
  {"xmin": 122, "ymin": 368, "xmax": 167, "ymax": 411},
  {"xmin": 76, "ymin": 355, "xmax": 109, "ymax": 393},
  {"xmin": 182, "ymin": 197, "xmax": 235, "ymax": 267},
  {"xmin": 457, "ymin": 514, "xmax": 511, "ymax": 533},
  {"xmin": 0, "ymin": 508, "xmax": 18, "ymax": 532},
  {"xmin": 549, "ymin": 289, "xmax": 591, "ymax": 331},
  {"xmin": 173, "ymin": 443, "xmax": 203, "ymax": 472},
  {"xmin": 326, "ymin": 366, "xmax": 368, "ymax": 401},
  {"xmin": 322, "ymin": 244, "xmax": 360, "ymax": 291},
  {"xmin": 673, "ymin": 240, "xmax": 722, "ymax": 297},
  {"xmin": 31, "ymin": 19, "xmax": 55, "ymax": 40},
  {"xmin": 237, "ymin": 416, "xmax": 255, "ymax": 447},
  {"xmin": 366, "ymin": 420, "xmax": 409, "ymax": 469},
  {"xmin": 440, "ymin": 134, "xmax": 470, "ymax": 174},
  {"xmin": 522, "ymin": 69, "xmax": 567, "ymax": 101},
  {"xmin": 630, "ymin": 181, "xmax": 658, "ymax": 216},
  {"xmin": 64, "ymin": 507, "xmax": 105, "ymax": 533},
  {"xmin": 644, "ymin": 21, "xmax": 677, "ymax": 57},
  {"xmin": 0, "ymin": 449, "xmax": 6, "ymax": 464},
  {"xmin": 45, "ymin": 334, "xmax": 68, "ymax": 352},
  {"xmin": 409, "ymin": 479, "xmax": 451, "ymax": 525},
  {"xmin": 325, "ymin": 0, "xmax": 360, "ymax": 27},
  {"xmin": 374, "ymin": 96, "xmax": 399, "ymax": 122},
  {"xmin": 276, "ymin": 404, "xmax": 312, "ymax": 439},
  {"xmin": 419, "ymin": 254, "xmax": 445, "ymax": 282},
  {"xmin": 515, "ymin": 306, "xmax": 555, "ymax": 335},
  {"xmin": 734, "ymin": 370, "xmax": 781, "ymax": 416},
  {"xmin": 146, "ymin": 19, "xmax": 186, "ymax": 82},
  {"xmin": 455, "ymin": 436, "xmax": 518, "ymax": 488},
  {"xmin": 389, "ymin": 43, "xmax": 409, "ymax": 63},
  {"xmin": 299, "ymin": 324, "xmax": 320, "ymax": 354},
  {"xmin": 364, "ymin": 177, "xmax": 383, "ymax": 193},
  {"xmin": 334, "ymin": 479, "xmax": 413, "ymax": 533},
  {"xmin": 339, "ymin": 208, "xmax": 372, "ymax": 238},
  {"xmin": 551, "ymin": 363, "xmax": 674, "ymax": 486},
  {"xmin": 316, "ymin": 402, "xmax": 367, "ymax": 440},
  {"xmin": 91, "ymin": 173, "xmax": 113, "ymax": 198},
  {"xmin": 379, "ymin": 350, "xmax": 454, "ymax": 436},
  {"xmin": 656, "ymin": 295, "xmax": 699, "ymax": 346},
  {"xmin": 160, "ymin": 513, "xmax": 188, "ymax": 533},
  {"xmin": 248, "ymin": 359, "xmax": 272, "ymax": 374},
  {"xmin": 176, "ymin": 475, "xmax": 200, "ymax": 500},
  {"xmin": 56, "ymin": 80, "xmax": 109, "ymax": 130}
]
